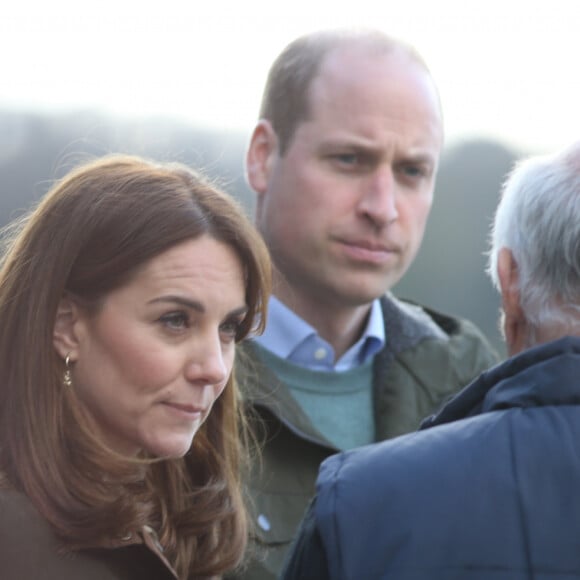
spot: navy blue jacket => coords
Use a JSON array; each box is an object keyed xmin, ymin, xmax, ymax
[{"xmin": 281, "ymin": 337, "xmax": 580, "ymax": 580}]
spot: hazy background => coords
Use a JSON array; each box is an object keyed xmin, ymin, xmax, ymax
[{"xmin": 1, "ymin": 0, "xmax": 579, "ymax": 355}]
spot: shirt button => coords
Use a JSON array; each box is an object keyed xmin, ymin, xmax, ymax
[
  {"xmin": 314, "ymin": 347, "xmax": 327, "ymax": 360},
  {"xmin": 257, "ymin": 514, "xmax": 271, "ymax": 531}
]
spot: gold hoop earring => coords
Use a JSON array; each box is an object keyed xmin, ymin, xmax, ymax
[{"xmin": 63, "ymin": 354, "xmax": 73, "ymax": 388}]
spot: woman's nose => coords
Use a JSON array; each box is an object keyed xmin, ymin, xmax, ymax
[{"xmin": 184, "ymin": 335, "xmax": 229, "ymax": 386}]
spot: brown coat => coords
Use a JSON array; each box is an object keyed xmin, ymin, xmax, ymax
[{"xmin": 0, "ymin": 488, "xmax": 177, "ymax": 580}]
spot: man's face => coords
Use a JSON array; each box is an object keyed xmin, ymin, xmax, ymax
[{"xmin": 250, "ymin": 46, "xmax": 443, "ymax": 314}]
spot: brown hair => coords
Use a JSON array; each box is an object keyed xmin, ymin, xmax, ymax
[
  {"xmin": 259, "ymin": 28, "xmax": 434, "ymax": 154},
  {"xmin": 0, "ymin": 154, "xmax": 271, "ymax": 578}
]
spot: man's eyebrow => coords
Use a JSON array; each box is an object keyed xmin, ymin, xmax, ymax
[
  {"xmin": 319, "ymin": 138, "xmax": 380, "ymax": 152},
  {"xmin": 319, "ymin": 139, "xmax": 438, "ymax": 162},
  {"xmin": 400, "ymin": 153, "xmax": 437, "ymax": 165}
]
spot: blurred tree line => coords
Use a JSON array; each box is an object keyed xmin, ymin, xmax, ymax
[{"xmin": 0, "ymin": 110, "xmax": 522, "ymax": 356}]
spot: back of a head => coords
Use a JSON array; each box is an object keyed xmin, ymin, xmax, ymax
[
  {"xmin": 488, "ymin": 141, "xmax": 580, "ymax": 334},
  {"xmin": 259, "ymin": 27, "xmax": 432, "ymax": 154}
]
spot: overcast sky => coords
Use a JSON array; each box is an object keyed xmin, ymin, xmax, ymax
[{"xmin": 1, "ymin": 0, "xmax": 579, "ymax": 153}]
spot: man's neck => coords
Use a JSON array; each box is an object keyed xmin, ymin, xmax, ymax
[{"xmin": 272, "ymin": 287, "xmax": 373, "ymax": 361}]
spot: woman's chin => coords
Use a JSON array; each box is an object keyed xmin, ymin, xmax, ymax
[{"xmin": 144, "ymin": 435, "xmax": 195, "ymax": 459}]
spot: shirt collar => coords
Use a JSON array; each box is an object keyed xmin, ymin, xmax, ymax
[{"xmin": 253, "ymin": 296, "xmax": 385, "ymax": 370}]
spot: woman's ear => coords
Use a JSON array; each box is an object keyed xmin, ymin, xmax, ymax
[{"xmin": 53, "ymin": 296, "xmax": 81, "ymax": 361}]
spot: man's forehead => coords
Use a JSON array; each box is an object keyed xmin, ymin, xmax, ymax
[
  {"xmin": 310, "ymin": 47, "xmax": 434, "ymax": 106},
  {"xmin": 319, "ymin": 41, "xmax": 423, "ymax": 76},
  {"xmin": 308, "ymin": 49, "xmax": 440, "ymax": 124}
]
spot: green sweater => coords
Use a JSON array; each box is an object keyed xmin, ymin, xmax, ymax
[{"xmin": 255, "ymin": 346, "xmax": 374, "ymax": 450}]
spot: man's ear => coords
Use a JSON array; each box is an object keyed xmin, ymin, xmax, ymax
[
  {"xmin": 497, "ymin": 247, "xmax": 527, "ymax": 355},
  {"xmin": 245, "ymin": 120, "xmax": 279, "ymax": 196},
  {"xmin": 53, "ymin": 296, "xmax": 82, "ymax": 361}
]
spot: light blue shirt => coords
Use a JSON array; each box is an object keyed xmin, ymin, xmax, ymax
[{"xmin": 253, "ymin": 296, "xmax": 385, "ymax": 371}]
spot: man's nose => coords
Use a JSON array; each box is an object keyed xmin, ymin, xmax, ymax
[{"xmin": 357, "ymin": 166, "xmax": 398, "ymax": 227}]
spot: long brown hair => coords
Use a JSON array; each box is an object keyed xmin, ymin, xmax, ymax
[{"xmin": 0, "ymin": 154, "xmax": 271, "ymax": 578}]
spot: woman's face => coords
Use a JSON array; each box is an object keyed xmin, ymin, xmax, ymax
[{"xmin": 62, "ymin": 235, "xmax": 247, "ymax": 458}]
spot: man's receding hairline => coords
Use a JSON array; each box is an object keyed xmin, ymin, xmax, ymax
[
  {"xmin": 260, "ymin": 29, "xmax": 437, "ymax": 154},
  {"xmin": 308, "ymin": 32, "xmax": 432, "ymax": 87},
  {"xmin": 302, "ymin": 41, "xmax": 440, "ymax": 128}
]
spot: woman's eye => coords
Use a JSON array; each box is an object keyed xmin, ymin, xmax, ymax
[
  {"xmin": 159, "ymin": 312, "xmax": 189, "ymax": 330},
  {"xmin": 220, "ymin": 319, "xmax": 242, "ymax": 341}
]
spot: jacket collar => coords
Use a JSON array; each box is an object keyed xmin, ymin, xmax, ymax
[
  {"xmin": 421, "ymin": 336, "xmax": 580, "ymax": 430},
  {"xmin": 240, "ymin": 294, "xmax": 445, "ymax": 405},
  {"xmin": 238, "ymin": 294, "xmax": 451, "ymax": 448},
  {"xmin": 379, "ymin": 293, "xmax": 447, "ymax": 355}
]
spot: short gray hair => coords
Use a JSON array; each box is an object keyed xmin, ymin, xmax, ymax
[{"xmin": 488, "ymin": 141, "xmax": 580, "ymax": 333}]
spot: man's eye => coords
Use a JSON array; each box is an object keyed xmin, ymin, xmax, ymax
[
  {"xmin": 400, "ymin": 164, "xmax": 429, "ymax": 179},
  {"xmin": 334, "ymin": 153, "xmax": 358, "ymax": 164},
  {"xmin": 159, "ymin": 312, "xmax": 189, "ymax": 330},
  {"xmin": 333, "ymin": 153, "xmax": 358, "ymax": 165}
]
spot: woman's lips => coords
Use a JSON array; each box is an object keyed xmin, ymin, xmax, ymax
[{"xmin": 162, "ymin": 401, "xmax": 206, "ymax": 420}]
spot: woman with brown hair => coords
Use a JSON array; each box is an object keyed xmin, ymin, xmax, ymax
[{"xmin": 0, "ymin": 155, "xmax": 271, "ymax": 579}]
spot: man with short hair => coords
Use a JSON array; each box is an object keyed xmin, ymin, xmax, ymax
[
  {"xmin": 281, "ymin": 141, "xmax": 580, "ymax": 579},
  {"xmin": 236, "ymin": 28, "xmax": 498, "ymax": 579}
]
